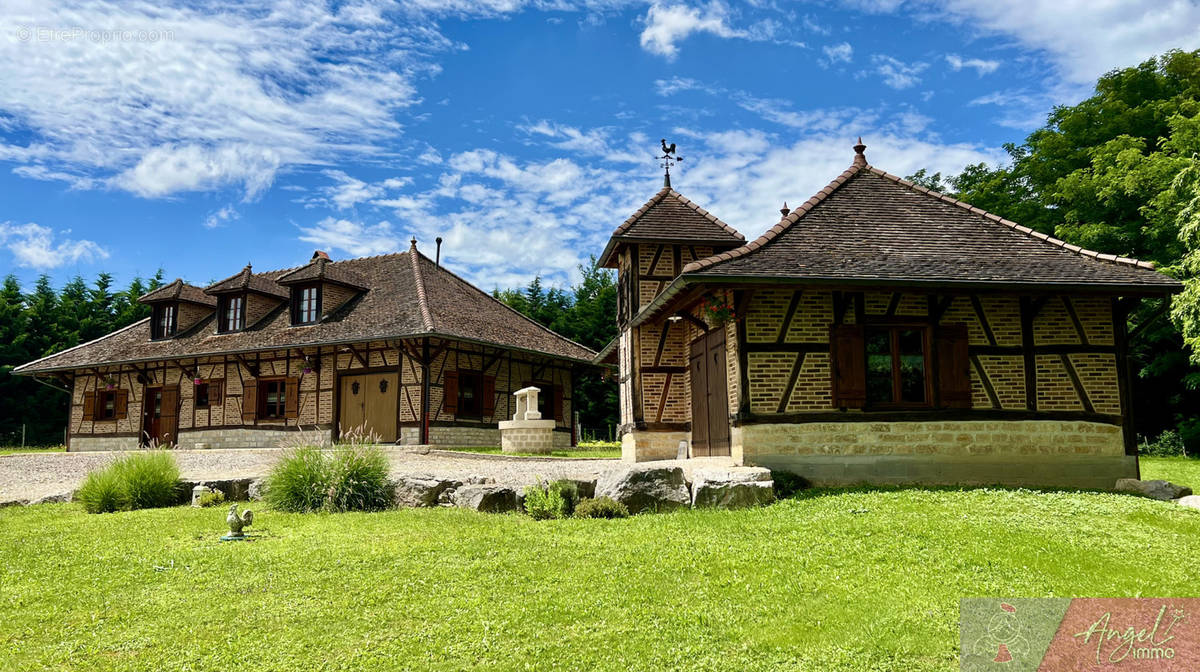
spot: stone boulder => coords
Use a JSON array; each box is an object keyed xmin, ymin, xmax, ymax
[
  {"xmin": 451, "ymin": 484, "xmax": 520, "ymax": 513},
  {"xmin": 394, "ymin": 475, "xmax": 463, "ymax": 508},
  {"xmin": 248, "ymin": 479, "xmax": 266, "ymax": 501},
  {"xmin": 595, "ymin": 464, "xmax": 691, "ymax": 514},
  {"xmin": 691, "ymin": 467, "xmax": 775, "ymax": 509},
  {"xmin": 1115, "ymin": 478, "xmax": 1193, "ymax": 501},
  {"xmin": 191, "ymin": 478, "xmax": 254, "ymax": 501},
  {"xmin": 1177, "ymin": 495, "xmax": 1200, "ymax": 512}
]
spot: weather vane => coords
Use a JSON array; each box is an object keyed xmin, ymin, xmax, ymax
[{"xmin": 659, "ymin": 138, "xmax": 683, "ymax": 188}]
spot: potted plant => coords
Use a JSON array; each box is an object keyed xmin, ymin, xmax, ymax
[{"xmin": 698, "ymin": 293, "xmax": 738, "ymax": 325}]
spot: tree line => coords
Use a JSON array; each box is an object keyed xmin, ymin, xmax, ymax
[{"xmin": 0, "ymin": 272, "xmax": 164, "ymax": 445}]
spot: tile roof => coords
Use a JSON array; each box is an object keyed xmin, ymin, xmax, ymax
[
  {"xmin": 137, "ymin": 278, "xmax": 216, "ymax": 307},
  {"xmin": 276, "ymin": 257, "xmax": 369, "ymax": 290},
  {"xmin": 682, "ymin": 154, "xmax": 1182, "ymax": 292},
  {"xmin": 599, "ymin": 188, "xmax": 744, "ymax": 266},
  {"xmin": 15, "ymin": 244, "xmax": 595, "ymax": 374},
  {"xmin": 204, "ymin": 264, "xmax": 289, "ymax": 299}
]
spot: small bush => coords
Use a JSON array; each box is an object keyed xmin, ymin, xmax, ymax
[
  {"xmin": 524, "ymin": 481, "xmax": 568, "ymax": 520},
  {"xmin": 75, "ymin": 451, "xmax": 181, "ymax": 514},
  {"xmin": 573, "ymin": 496, "xmax": 629, "ymax": 519},
  {"xmin": 196, "ymin": 489, "xmax": 226, "ymax": 507},
  {"xmin": 264, "ymin": 443, "xmax": 392, "ymax": 513},
  {"xmin": 325, "ymin": 445, "xmax": 393, "ymax": 512},
  {"xmin": 770, "ymin": 469, "xmax": 811, "ymax": 499},
  {"xmin": 264, "ymin": 446, "xmax": 330, "ymax": 513},
  {"xmin": 76, "ymin": 467, "xmax": 131, "ymax": 514},
  {"xmin": 1142, "ymin": 430, "xmax": 1187, "ymax": 457},
  {"xmin": 547, "ymin": 479, "xmax": 580, "ymax": 514}
]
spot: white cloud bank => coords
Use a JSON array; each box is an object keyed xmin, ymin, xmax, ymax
[{"xmin": 0, "ymin": 221, "xmax": 109, "ymax": 269}]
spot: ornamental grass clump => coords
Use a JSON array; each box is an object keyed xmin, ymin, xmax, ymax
[
  {"xmin": 264, "ymin": 432, "xmax": 393, "ymax": 513},
  {"xmin": 75, "ymin": 451, "xmax": 181, "ymax": 514}
]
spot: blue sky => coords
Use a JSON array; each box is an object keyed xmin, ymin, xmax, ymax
[{"xmin": 2, "ymin": 1, "xmax": 1198, "ymax": 292}]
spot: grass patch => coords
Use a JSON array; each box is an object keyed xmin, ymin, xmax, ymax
[
  {"xmin": 439, "ymin": 445, "xmax": 620, "ymax": 459},
  {"xmin": 1140, "ymin": 455, "xmax": 1200, "ymax": 489},
  {"xmin": 3, "ymin": 486, "xmax": 1199, "ymax": 670},
  {"xmin": 74, "ymin": 451, "xmax": 181, "ymax": 513},
  {"xmin": 0, "ymin": 444, "xmax": 66, "ymax": 456}
]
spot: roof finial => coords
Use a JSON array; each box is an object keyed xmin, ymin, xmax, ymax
[
  {"xmin": 780, "ymin": 202, "xmax": 790, "ymax": 218},
  {"xmin": 853, "ymin": 137, "xmax": 867, "ymax": 166},
  {"xmin": 410, "ymin": 237, "xmax": 417, "ymax": 249},
  {"xmin": 658, "ymin": 138, "xmax": 683, "ymax": 189}
]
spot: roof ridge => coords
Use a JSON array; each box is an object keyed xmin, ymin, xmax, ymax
[
  {"xmin": 416, "ymin": 252, "xmax": 597, "ymax": 356},
  {"xmin": 12, "ymin": 318, "xmax": 149, "ymax": 373},
  {"xmin": 865, "ymin": 167, "xmax": 1158, "ymax": 270},
  {"xmin": 408, "ymin": 245, "xmax": 436, "ymax": 332},
  {"xmin": 682, "ymin": 162, "xmax": 864, "ymax": 273}
]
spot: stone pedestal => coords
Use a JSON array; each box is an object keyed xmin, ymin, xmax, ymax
[{"xmin": 499, "ymin": 386, "xmax": 555, "ymax": 454}]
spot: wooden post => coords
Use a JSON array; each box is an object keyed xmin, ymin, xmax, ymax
[
  {"xmin": 1112, "ymin": 297, "xmax": 1139, "ymax": 474},
  {"xmin": 420, "ymin": 337, "xmax": 431, "ymax": 445}
]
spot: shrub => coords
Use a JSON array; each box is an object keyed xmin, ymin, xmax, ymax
[
  {"xmin": 1142, "ymin": 430, "xmax": 1187, "ymax": 457},
  {"xmin": 770, "ymin": 469, "xmax": 811, "ymax": 499},
  {"xmin": 573, "ymin": 496, "xmax": 629, "ymax": 519},
  {"xmin": 524, "ymin": 481, "xmax": 568, "ymax": 520},
  {"xmin": 264, "ymin": 443, "xmax": 392, "ymax": 513},
  {"xmin": 547, "ymin": 479, "xmax": 580, "ymax": 514},
  {"xmin": 75, "ymin": 451, "xmax": 181, "ymax": 514},
  {"xmin": 196, "ymin": 489, "xmax": 226, "ymax": 507},
  {"xmin": 325, "ymin": 445, "xmax": 393, "ymax": 513},
  {"xmin": 264, "ymin": 446, "xmax": 330, "ymax": 513}
]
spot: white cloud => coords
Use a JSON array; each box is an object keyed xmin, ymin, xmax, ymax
[
  {"xmin": 821, "ymin": 42, "xmax": 854, "ymax": 66},
  {"xmin": 639, "ymin": 2, "xmax": 749, "ymax": 59},
  {"xmin": 871, "ymin": 54, "xmax": 929, "ymax": 89},
  {"xmin": 0, "ymin": 221, "xmax": 109, "ymax": 269},
  {"xmin": 297, "ymin": 217, "xmax": 403, "ymax": 257},
  {"xmin": 946, "ymin": 53, "xmax": 1000, "ymax": 75},
  {"xmin": 203, "ymin": 204, "xmax": 239, "ymax": 229}
]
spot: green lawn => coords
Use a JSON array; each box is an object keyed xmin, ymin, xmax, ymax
[
  {"xmin": 3, "ymin": 465, "xmax": 1199, "ymax": 671},
  {"xmin": 0, "ymin": 444, "xmax": 65, "ymax": 456},
  {"xmin": 437, "ymin": 445, "xmax": 621, "ymax": 459},
  {"xmin": 1140, "ymin": 455, "xmax": 1200, "ymax": 489}
]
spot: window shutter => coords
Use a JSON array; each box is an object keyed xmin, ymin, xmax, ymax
[
  {"xmin": 936, "ymin": 324, "xmax": 972, "ymax": 408},
  {"xmin": 830, "ymin": 325, "xmax": 867, "ymax": 409},
  {"xmin": 553, "ymin": 385, "xmax": 563, "ymax": 422},
  {"xmin": 160, "ymin": 386, "xmax": 180, "ymax": 445},
  {"xmin": 442, "ymin": 371, "xmax": 458, "ymax": 415},
  {"xmin": 210, "ymin": 380, "xmax": 224, "ymax": 405},
  {"xmin": 482, "ymin": 375, "xmax": 496, "ymax": 417},
  {"xmin": 285, "ymin": 377, "xmax": 300, "ymax": 418},
  {"xmin": 115, "ymin": 390, "xmax": 129, "ymax": 419},
  {"xmin": 82, "ymin": 391, "xmax": 96, "ymax": 421},
  {"xmin": 242, "ymin": 379, "xmax": 258, "ymax": 422}
]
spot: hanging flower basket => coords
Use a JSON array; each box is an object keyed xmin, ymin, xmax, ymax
[
  {"xmin": 194, "ymin": 378, "xmax": 203, "ymax": 385},
  {"xmin": 698, "ymin": 294, "xmax": 738, "ymax": 325},
  {"xmin": 103, "ymin": 376, "xmax": 117, "ymax": 390}
]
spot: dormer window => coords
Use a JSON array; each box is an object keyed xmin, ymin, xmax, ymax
[
  {"xmin": 291, "ymin": 283, "xmax": 321, "ymax": 325},
  {"xmin": 218, "ymin": 295, "xmax": 246, "ymax": 333},
  {"xmin": 151, "ymin": 304, "xmax": 177, "ymax": 339}
]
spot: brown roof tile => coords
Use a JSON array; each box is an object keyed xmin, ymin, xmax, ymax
[
  {"xmin": 599, "ymin": 188, "xmax": 744, "ymax": 266},
  {"xmin": 204, "ymin": 264, "xmax": 289, "ymax": 299},
  {"xmin": 682, "ymin": 160, "xmax": 1181, "ymax": 292},
  {"xmin": 15, "ymin": 248, "xmax": 595, "ymax": 374},
  {"xmin": 276, "ymin": 257, "xmax": 369, "ymax": 289},
  {"xmin": 138, "ymin": 278, "xmax": 216, "ymax": 307}
]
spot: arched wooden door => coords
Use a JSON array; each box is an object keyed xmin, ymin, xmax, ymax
[{"xmin": 689, "ymin": 329, "xmax": 730, "ymax": 456}]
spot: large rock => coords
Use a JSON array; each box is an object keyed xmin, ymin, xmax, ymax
[
  {"xmin": 1177, "ymin": 495, "xmax": 1200, "ymax": 512},
  {"xmin": 691, "ymin": 467, "xmax": 775, "ymax": 509},
  {"xmin": 190, "ymin": 478, "xmax": 254, "ymax": 501},
  {"xmin": 1115, "ymin": 478, "xmax": 1193, "ymax": 501},
  {"xmin": 595, "ymin": 464, "xmax": 691, "ymax": 514},
  {"xmin": 248, "ymin": 479, "xmax": 266, "ymax": 501},
  {"xmin": 394, "ymin": 476, "xmax": 462, "ymax": 508},
  {"xmin": 451, "ymin": 484, "xmax": 520, "ymax": 513}
]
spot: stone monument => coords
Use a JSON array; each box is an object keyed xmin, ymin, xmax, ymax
[{"xmin": 498, "ymin": 386, "xmax": 556, "ymax": 454}]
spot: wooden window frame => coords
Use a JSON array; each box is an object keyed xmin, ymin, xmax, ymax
[
  {"xmin": 455, "ymin": 370, "xmax": 484, "ymax": 419},
  {"xmin": 96, "ymin": 390, "xmax": 119, "ymax": 421},
  {"xmin": 291, "ymin": 283, "xmax": 322, "ymax": 326},
  {"xmin": 151, "ymin": 303, "xmax": 177, "ymax": 340},
  {"xmin": 218, "ymin": 294, "xmax": 246, "ymax": 333},
  {"xmin": 864, "ymin": 324, "xmax": 933, "ymax": 409},
  {"xmin": 257, "ymin": 378, "xmax": 288, "ymax": 420}
]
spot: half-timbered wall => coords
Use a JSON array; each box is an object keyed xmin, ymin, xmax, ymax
[{"xmin": 65, "ymin": 336, "xmax": 575, "ymax": 451}]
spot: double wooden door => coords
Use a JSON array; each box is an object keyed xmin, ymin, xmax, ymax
[
  {"xmin": 142, "ymin": 385, "xmax": 179, "ymax": 446},
  {"xmin": 339, "ymin": 372, "xmax": 398, "ymax": 442},
  {"xmin": 689, "ymin": 329, "xmax": 730, "ymax": 456}
]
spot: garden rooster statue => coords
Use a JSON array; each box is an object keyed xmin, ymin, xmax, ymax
[{"xmin": 226, "ymin": 503, "xmax": 253, "ymax": 537}]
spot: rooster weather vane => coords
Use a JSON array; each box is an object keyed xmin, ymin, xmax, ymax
[{"xmin": 659, "ymin": 138, "xmax": 683, "ymax": 188}]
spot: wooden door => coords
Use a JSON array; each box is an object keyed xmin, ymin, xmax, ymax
[
  {"xmin": 339, "ymin": 373, "xmax": 398, "ymax": 442},
  {"xmin": 689, "ymin": 330, "xmax": 730, "ymax": 457},
  {"xmin": 689, "ymin": 338, "xmax": 710, "ymax": 455},
  {"xmin": 706, "ymin": 329, "xmax": 730, "ymax": 455},
  {"xmin": 141, "ymin": 385, "xmax": 179, "ymax": 446}
]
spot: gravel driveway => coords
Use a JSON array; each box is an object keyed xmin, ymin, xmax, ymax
[{"xmin": 0, "ymin": 448, "xmax": 628, "ymax": 506}]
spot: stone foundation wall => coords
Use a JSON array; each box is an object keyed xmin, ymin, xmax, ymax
[
  {"xmin": 622, "ymin": 430, "xmax": 689, "ymax": 462},
  {"xmin": 733, "ymin": 420, "xmax": 1131, "ymax": 489},
  {"xmin": 69, "ymin": 427, "xmax": 334, "ymax": 452}
]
